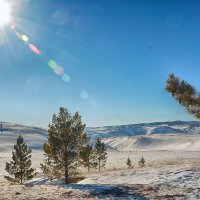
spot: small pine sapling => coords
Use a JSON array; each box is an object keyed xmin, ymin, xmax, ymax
[
  {"xmin": 138, "ymin": 156, "xmax": 145, "ymax": 167},
  {"xmin": 4, "ymin": 135, "xmax": 36, "ymax": 184},
  {"xmin": 126, "ymin": 157, "xmax": 133, "ymax": 170},
  {"xmin": 79, "ymin": 144, "xmax": 97, "ymax": 172},
  {"xmin": 94, "ymin": 138, "xmax": 107, "ymax": 172}
]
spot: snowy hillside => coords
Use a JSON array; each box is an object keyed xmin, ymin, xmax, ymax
[
  {"xmin": 0, "ymin": 122, "xmax": 47, "ymax": 152},
  {"xmin": 87, "ymin": 121, "xmax": 200, "ymax": 151},
  {"xmin": 101, "ymin": 134, "xmax": 200, "ymax": 151},
  {"xmin": 86, "ymin": 121, "xmax": 200, "ymax": 140},
  {"xmin": 1, "ymin": 121, "xmax": 200, "ymax": 152}
]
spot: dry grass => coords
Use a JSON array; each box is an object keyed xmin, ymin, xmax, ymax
[{"xmin": 160, "ymin": 159, "xmax": 182, "ymax": 166}]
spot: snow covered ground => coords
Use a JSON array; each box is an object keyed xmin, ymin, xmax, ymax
[
  {"xmin": 1, "ymin": 121, "xmax": 200, "ymax": 199},
  {"xmin": 79, "ymin": 166, "xmax": 200, "ymax": 199},
  {"xmin": 1, "ymin": 150, "xmax": 200, "ymax": 199}
]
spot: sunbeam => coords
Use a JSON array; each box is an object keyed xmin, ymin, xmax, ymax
[{"xmin": 0, "ymin": 1, "xmax": 11, "ymax": 25}]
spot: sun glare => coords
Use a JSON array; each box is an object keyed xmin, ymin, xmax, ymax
[{"xmin": 0, "ymin": 0, "xmax": 11, "ymax": 25}]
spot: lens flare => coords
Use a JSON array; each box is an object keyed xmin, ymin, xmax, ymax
[
  {"xmin": 61, "ymin": 73, "xmax": 70, "ymax": 82},
  {"xmin": 21, "ymin": 35, "xmax": 29, "ymax": 42},
  {"xmin": 11, "ymin": 25, "xmax": 71, "ymax": 84},
  {"xmin": 15, "ymin": 32, "xmax": 22, "ymax": 40},
  {"xmin": 11, "ymin": 24, "xmax": 16, "ymax": 30},
  {"xmin": 48, "ymin": 59, "xmax": 57, "ymax": 69},
  {"xmin": 48, "ymin": 59, "xmax": 64, "ymax": 75},
  {"xmin": 29, "ymin": 44, "xmax": 40, "ymax": 55},
  {"xmin": 80, "ymin": 91, "xmax": 89, "ymax": 100},
  {"xmin": 54, "ymin": 66, "xmax": 64, "ymax": 75}
]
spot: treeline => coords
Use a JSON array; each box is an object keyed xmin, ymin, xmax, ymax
[{"xmin": 4, "ymin": 107, "xmax": 107, "ymax": 184}]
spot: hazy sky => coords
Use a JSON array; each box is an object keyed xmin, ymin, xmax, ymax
[{"xmin": 0, "ymin": 0, "xmax": 199, "ymax": 127}]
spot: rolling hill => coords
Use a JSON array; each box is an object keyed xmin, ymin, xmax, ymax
[{"xmin": 1, "ymin": 121, "xmax": 200, "ymax": 152}]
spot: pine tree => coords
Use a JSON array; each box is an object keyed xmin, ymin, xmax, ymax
[
  {"xmin": 4, "ymin": 135, "xmax": 35, "ymax": 184},
  {"xmin": 166, "ymin": 73, "xmax": 200, "ymax": 119},
  {"xmin": 126, "ymin": 157, "xmax": 132, "ymax": 170},
  {"xmin": 40, "ymin": 107, "xmax": 89, "ymax": 184},
  {"xmin": 79, "ymin": 145, "xmax": 97, "ymax": 172},
  {"xmin": 139, "ymin": 156, "xmax": 145, "ymax": 167},
  {"xmin": 94, "ymin": 138, "xmax": 107, "ymax": 172}
]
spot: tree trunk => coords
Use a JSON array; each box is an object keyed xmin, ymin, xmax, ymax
[
  {"xmin": 64, "ymin": 143, "xmax": 69, "ymax": 184},
  {"xmin": 20, "ymin": 154, "xmax": 23, "ymax": 184},
  {"xmin": 98, "ymin": 159, "xmax": 100, "ymax": 172},
  {"xmin": 65, "ymin": 167, "xmax": 69, "ymax": 184},
  {"xmin": 88, "ymin": 158, "xmax": 90, "ymax": 172},
  {"xmin": 20, "ymin": 170, "xmax": 23, "ymax": 185}
]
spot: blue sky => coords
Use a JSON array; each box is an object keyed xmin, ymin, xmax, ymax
[{"xmin": 0, "ymin": 0, "xmax": 200, "ymax": 127}]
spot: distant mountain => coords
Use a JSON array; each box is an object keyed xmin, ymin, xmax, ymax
[
  {"xmin": 86, "ymin": 121, "xmax": 200, "ymax": 141},
  {"xmin": 1, "ymin": 121, "xmax": 200, "ymax": 152},
  {"xmin": 86, "ymin": 121, "xmax": 200, "ymax": 151},
  {"xmin": 0, "ymin": 122, "xmax": 47, "ymax": 152}
]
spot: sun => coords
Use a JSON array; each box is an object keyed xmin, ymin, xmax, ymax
[{"xmin": 0, "ymin": 0, "xmax": 11, "ymax": 25}]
